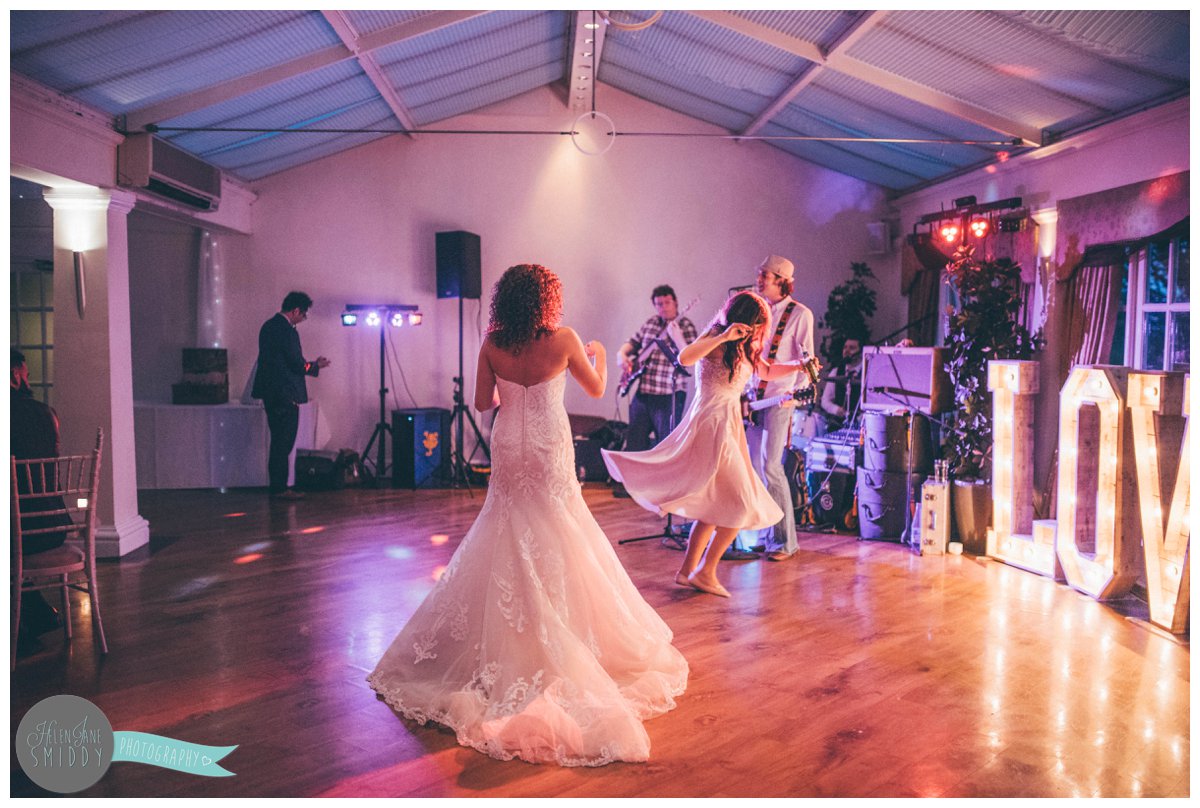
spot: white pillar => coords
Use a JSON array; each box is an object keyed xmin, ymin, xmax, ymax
[{"xmin": 44, "ymin": 187, "xmax": 149, "ymax": 557}]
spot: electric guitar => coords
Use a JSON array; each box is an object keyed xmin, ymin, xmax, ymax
[
  {"xmin": 742, "ymin": 354, "xmax": 822, "ymax": 427},
  {"xmin": 617, "ymin": 296, "xmax": 700, "ymax": 397}
]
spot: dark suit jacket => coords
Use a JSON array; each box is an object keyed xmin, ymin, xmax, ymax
[
  {"xmin": 251, "ymin": 312, "xmax": 319, "ymax": 405},
  {"xmin": 11, "ymin": 387, "xmax": 70, "ymax": 552}
]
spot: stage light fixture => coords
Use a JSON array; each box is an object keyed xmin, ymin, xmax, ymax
[
  {"xmin": 341, "ymin": 304, "xmax": 422, "ymax": 328},
  {"xmin": 969, "ymin": 217, "xmax": 990, "ymax": 238},
  {"xmin": 954, "ymin": 195, "xmax": 977, "ymax": 208},
  {"xmin": 940, "ymin": 222, "xmax": 960, "ymax": 244},
  {"xmin": 339, "ymin": 303, "xmax": 422, "ymax": 487}
]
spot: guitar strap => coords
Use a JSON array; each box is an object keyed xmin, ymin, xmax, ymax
[{"xmin": 755, "ymin": 301, "xmax": 796, "ymax": 400}]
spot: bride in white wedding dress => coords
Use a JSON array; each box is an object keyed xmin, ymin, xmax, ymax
[{"xmin": 369, "ymin": 264, "xmax": 688, "ymax": 767}]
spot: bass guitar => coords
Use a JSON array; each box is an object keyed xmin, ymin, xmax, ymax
[{"xmin": 617, "ymin": 296, "xmax": 700, "ymax": 397}]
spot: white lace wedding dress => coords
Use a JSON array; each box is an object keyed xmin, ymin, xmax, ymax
[{"xmin": 368, "ymin": 373, "xmax": 688, "ymax": 766}]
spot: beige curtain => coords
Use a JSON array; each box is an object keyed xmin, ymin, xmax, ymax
[
  {"xmin": 901, "ymin": 238, "xmax": 944, "ymax": 346},
  {"xmin": 1059, "ymin": 264, "xmax": 1122, "ymax": 379}
]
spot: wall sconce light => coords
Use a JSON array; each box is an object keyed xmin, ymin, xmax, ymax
[{"xmin": 72, "ymin": 251, "xmax": 87, "ymax": 319}]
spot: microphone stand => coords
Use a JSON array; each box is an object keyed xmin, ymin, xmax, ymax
[{"xmin": 619, "ymin": 337, "xmax": 691, "ymax": 547}]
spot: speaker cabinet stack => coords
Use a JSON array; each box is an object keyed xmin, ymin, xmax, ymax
[
  {"xmin": 392, "ymin": 408, "xmax": 451, "ymax": 488},
  {"xmin": 436, "ymin": 230, "xmax": 482, "ymax": 300},
  {"xmin": 856, "ymin": 411, "xmax": 933, "ymax": 541}
]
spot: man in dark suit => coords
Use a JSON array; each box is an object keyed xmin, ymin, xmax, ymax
[{"xmin": 252, "ymin": 291, "xmax": 330, "ymax": 499}]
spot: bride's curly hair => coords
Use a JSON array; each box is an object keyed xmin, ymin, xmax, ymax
[
  {"xmin": 487, "ymin": 264, "xmax": 563, "ymax": 353},
  {"xmin": 705, "ymin": 291, "xmax": 769, "ymax": 382}
]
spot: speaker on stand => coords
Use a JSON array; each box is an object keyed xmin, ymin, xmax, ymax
[{"xmin": 436, "ymin": 231, "xmax": 490, "ymax": 486}]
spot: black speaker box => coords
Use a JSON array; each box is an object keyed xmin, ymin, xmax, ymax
[
  {"xmin": 573, "ymin": 439, "xmax": 609, "ymax": 483},
  {"xmin": 392, "ymin": 408, "xmax": 451, "ymax": 488},
  {"xmin": 436, "ymin": 230, "xmax": 482, "ymax": 300},
  {"xmin": 295, "ymin": 450, "xmax": 344, "ymax": 491}
]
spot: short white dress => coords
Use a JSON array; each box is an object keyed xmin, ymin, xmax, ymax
[{"xmin": 603, "ymin": 353, "xmax": 784, "ymax": 530}]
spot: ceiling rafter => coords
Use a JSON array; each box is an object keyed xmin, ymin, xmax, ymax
[
  {"xmin": 564, "ymin": 10, "xmax": 607, "ymax": 112},
  {"xmin": 322, "ymin": 11, "xmax": 418, "ymax": 137},
  {"xmin": 739, "ymin": 10, "xmax": 889, "ymax": 139},
  {"xmin": 120, "ymin": 10, "xmax": 487, "ymax": 134},
  {"xmin": 694, "ymin": 10, "xmax": 1041, "ymax": 146}
]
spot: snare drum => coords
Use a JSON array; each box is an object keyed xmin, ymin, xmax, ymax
[{"xmin": 790, "ymin": 409, "xmax": 819, "ymax": 450}]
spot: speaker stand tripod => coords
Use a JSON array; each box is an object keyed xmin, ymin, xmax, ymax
[
  {"xmin": 448, "ymin": 294, "xmax": 490, "ymax": 489},
  {"xmin": 360, "ymin": 324, "xmax": 392, "ymax": 487}
]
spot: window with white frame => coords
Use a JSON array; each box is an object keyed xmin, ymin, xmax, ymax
[
  {"xmin": 11, "ymin": 259, "xmax": 55, "ymax": 405},
  {"xmin": 1110, "ymin": 234, "xmax": 1189, "ymax": 372}
]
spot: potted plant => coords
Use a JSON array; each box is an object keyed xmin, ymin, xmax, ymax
[
  {"xmin": 818, "ymin": 261, "xmax": 877, "ymax": 367},
  {"xmin": 942, "ymin": 245, "xmax": 1038, "ymax": 552}
]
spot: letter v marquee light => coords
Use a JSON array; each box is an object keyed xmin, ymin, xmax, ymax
[{"xmin": 1127, "ymin": 372, "xmax": 1190, "ymax": 633}]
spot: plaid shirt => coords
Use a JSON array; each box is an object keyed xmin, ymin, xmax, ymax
[{"xmin": 627, "ymin": 316, "xmax": 698, "ymax": 395}]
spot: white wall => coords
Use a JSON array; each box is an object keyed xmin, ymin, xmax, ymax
[
  {"xmin": 127, "ymin": 213, "xmax": 199, "ymax": 402},
  {"xmin": 243, "ymin": 84, "xmax": 891, "ymax": 453}
]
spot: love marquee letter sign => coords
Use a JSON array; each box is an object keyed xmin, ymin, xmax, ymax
[{"xmin": 988, "ymin": 361, "xmax": 1190, "ymax": 633}]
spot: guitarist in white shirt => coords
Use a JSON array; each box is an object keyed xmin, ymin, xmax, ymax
[
  {"xmin": 616, "ymin": 286, "xmax": 699, "ymax": 489},
  {"xmin": 744, "ymin": 256, "xmax": 816, "ymax": 561}
]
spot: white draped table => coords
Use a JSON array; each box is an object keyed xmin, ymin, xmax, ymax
[{"xmin": 133, "ymin": 401, "xmax": 318, "ymax": 489}]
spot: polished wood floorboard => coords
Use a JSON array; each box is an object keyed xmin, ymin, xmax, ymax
[{"xmin": 10, "ymin": 485, "xmax": 1190, "ymax": 798}]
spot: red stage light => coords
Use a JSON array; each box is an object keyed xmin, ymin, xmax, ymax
[
  {"xmin": 940, "ymin": 223, "xmax": 960, "ymax": 243},
  {"xmin": 969, "ymin": 217, "xmax": 990, "ymax": 238}
]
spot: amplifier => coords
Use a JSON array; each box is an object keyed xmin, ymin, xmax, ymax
[
  {"xmin": 861, "ymin": 346, "xmax": 951, "ymax": 415},
  {"xmin": 806, "ymin": 438, "xmax": 859, "ymax": 472},
  {"xmin": 392, "ymin": 408, "xmax": 451, "ymax": 488},
  {"xmin": 807, "ymin": 469, "xmax": 855, "ymax": 527}
]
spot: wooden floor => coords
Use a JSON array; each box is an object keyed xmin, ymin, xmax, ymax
[{"xmin": 10, "ymin": 484, "xmax": 1190, "ymax": 798}]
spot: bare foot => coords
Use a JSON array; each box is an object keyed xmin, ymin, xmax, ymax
[
  {"xmin": 687, "ymin": 572, "xmax": 730, "ymax": 598},
  {"xmin": 675, "ymin": 571, "xmax": 699, "ymax": 589}
]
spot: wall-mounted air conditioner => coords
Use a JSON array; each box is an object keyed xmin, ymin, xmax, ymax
[{"xmin": 118, "ymin": 133, "xmax": 222, "ymax": 211}]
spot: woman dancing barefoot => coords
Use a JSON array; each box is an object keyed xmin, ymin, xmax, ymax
[{"xmin": 603, "ymin": 291, "xmax": 805, "ymax": 598}]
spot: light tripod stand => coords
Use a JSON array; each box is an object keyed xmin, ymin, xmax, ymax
[
  {"xmin": 360, "ymin": 323, "xmax": 392, "ymax": 486},
  {"xmin": 342, "ymin": 303, "xmax": 422, "ymax": 488}
]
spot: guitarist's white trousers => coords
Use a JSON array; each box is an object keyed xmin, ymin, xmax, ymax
[{"xmin": 743, "ymin": 404, "xmax": 797, "ymax": 555}]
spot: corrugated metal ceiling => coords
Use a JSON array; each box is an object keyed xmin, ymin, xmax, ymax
[{"xmin": 9, "ymin": 9, "xmax": 1189, "ymax": 193}]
